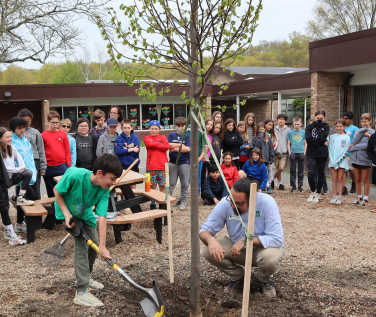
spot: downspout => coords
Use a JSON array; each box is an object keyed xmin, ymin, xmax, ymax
[{"xmin": 339, "ymin": 74, "xmax": 348, "ymax": 119}]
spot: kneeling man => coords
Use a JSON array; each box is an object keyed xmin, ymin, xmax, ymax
[{"xmin": 199, "ymin": 178, "xmax": 284, "ymax": 298}]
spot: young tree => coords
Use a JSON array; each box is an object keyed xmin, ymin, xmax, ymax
[
  {"xmin": 97, "ymin": 1, "xmax": 262, "ymax": 315},
  {"xmin": 0, "ymin": 0, "xmax": 111, "ymax": 64},
  {"xmin": 306, "ymin": 0, "xmax": 376, "ymax": 39}
]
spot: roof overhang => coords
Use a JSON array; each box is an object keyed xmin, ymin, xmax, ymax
[{"xmin": 309, "ymin": 28, "xmax": 376, "ymax": 72}]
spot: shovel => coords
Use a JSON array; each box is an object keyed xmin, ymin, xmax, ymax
[{"xmin": 66, "ymin": 217, "xmax": 165, "ymax": 317}]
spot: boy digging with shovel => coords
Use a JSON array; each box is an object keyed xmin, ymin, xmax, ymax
[{"xmin": 54, "ymin": 153, "xmax": 123, "ymax": 307}]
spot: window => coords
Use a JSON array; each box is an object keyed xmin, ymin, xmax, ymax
[
  {"xmin": 160, "ymin": 104, "xmax": 173, "ymax": 129},
  {"xmin": 127, "ymin": 105, "xmax": 140, "ymax": 130}
]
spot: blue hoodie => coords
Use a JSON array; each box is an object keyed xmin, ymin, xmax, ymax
[
  {"xmin": 115, "ymin": 130, "xmax": 140, "ymax": 166},
  {"xmin": 241, "ymin": 160, "xmax": 268, "ymax": 190}
]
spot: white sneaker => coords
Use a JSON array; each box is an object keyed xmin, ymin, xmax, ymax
[
  {"xmin": 75, "ymin": 279, "xmax": 104, "ymax": 290},
  {"xmin": 15, "ymin": 220, "xmax": 27, "ymax": 233},
  {"xmin": 73, "ymin": 291, "xmax": 104, "ymax": 307},
  {"xmin": 307, "ymin": 191, "xmax": 316, "ymax": 202},
  {"xmin": 335, "ymin": 196, "xmax": 342, "ymax": 205},
  {"xmin": 16, "ymin": 195, "xmax": 35, "ymax": 206},
  {"xmin": 4, "ymin": 229, "xmax": 10, "ymax": 240},
  {"xmin": 330, "ymin": 196, "xmax": 337, "ymax": 204},
  {"xmin": 312, "ymin": 193, "xmax": 321, "ymax": 203},
  {"xmin": 8, "ymin": 234, "xmax": 26, "ymax": 245}
]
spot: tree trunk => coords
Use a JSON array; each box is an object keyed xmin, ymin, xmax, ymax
[{"xmin": 189, "ymin": 0, "xmax": 202, "ymax": 316}]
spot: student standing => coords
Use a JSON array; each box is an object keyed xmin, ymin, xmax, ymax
[
  {"xmin": 96, "ymin": 117, "xmax": 119, "ymax": 156},
  {"xmin": 201, "ymin": 164, "xmax": 228, "ymax": 205},
  {"xmin": 271, "ymin": 114, "xmax": 290, "ymax": 190},
  {"xmin": 42, "ymin": 111, "xmax": 71, "ymax": 198},
  {"xmin": 209, "ymin": 120, "xmax": 223, "ymax": 165},
  {"xmin": 144, "ymin": 120, "xmax": 170, "ymax": 205},
  {"xmin": 90, "ymin": 109, "xmax": 108, "ymax": 139},
  {"xmin": 168, "ymin": 117, "xmax": 191, "ymax": 211},
  {"xmin": 201, "ymin": 118, "xmax": 214, "ymax": 192},
  {"xmin": 238, "ymin": 147, "xmax": 268, "ymax": 192},
  {"xmin": 306, "ymin": 110, "xmax": 330, "ymax": 203},
  {"xmin": 73, "ymin": 118, "xmax": 98, "ymax": 171},
  {"xmin": 244, "ymin": 113, "xmax": 256, "ymax": 154},
  {"xmin": 18, "ymin": 108, "xmax": 46, "ymax": 200},
  {"xmin": 349, "ymin": 113, "xmax": 375, "ymax": 207},
  {"xmin": 264, "ymin": 119, "xmax": 278, "ymax": 192},
  {"xmin": 60, "ymin": 118, "xmax": 77, "ymax": 167},
  {"xmin": 342, "ymin": 111, "xmax": 358, "ymax": 194},
  {"xmin": 211, "ymin": 111, "xmax": 223, "ymax": 124},
  {"xmin": 237, "ymin": 121, "xmax": 251, "ymax": 169},
  {"xmin": 0, "ymin": 139, "xmax": 26, "ymax": 246},
  {"xmin": 220, "ymin": 152, "xmax": 239, "ymax": 189},
  {"xmin": 222, "ymin": 118, "xmax": 243, "ymax": 170},
  {"xmin": 115, "ymin": 119, "xmax": 140, "ymax": 172},
  {"xmin": 328, "ymin": 119, "xmax": 350, "ymax": 205},
  {"xmin": 253, "ymin": 122, "xmax": 274, "ymax": 194},
  {"xmin": 287, "ymin": 117, "xmax": 306, "ymax": 192},
  {"xmin": 54, "ymin": 154, "xmax": 123, "ymax": 307}
]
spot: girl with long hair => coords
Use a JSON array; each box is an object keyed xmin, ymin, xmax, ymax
[
  {"xmin": 222, "ymin": 118, "xmax": 243, "ymax": 170},
  {"xmin": 244, "ymin": 113, "xmax": 256, "ymax": 153},
  {"xmin": 237, "ymin": 121, "xmax": 250, "ymax": 169}
]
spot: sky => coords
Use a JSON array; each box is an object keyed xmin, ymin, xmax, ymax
[{"xmin": 16, "ymin": 0, "xmax": 316, "ymax": 70}]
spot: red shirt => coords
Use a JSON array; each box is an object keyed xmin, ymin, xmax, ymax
[
  {"xmin": 220, "ymin": 162, "xmax": 239, "ymax": 189},
  {"xmin": 144, "ymin": 134, "xmax": 169, "ymax": 170},
  {"xmin": 42, "ymin": 130, "xmax": 71, "ymax": 167}
]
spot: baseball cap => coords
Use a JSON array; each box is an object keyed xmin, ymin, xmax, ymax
[
  {"xmin": 149, "ymin": 120, "xmax": 160, "ymax": 127},
  {"xmin": 107, "ymin": 117, "xmax": 118, "ymax": 126}
]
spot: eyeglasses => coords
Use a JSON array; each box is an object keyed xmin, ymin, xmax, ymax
[
  {"xmin": 49, "ymin": 121, "xmax": 59, "ymax": 125},
  {"xmin": 110, "ymin": 112, "xmax": 119, "ymax": 115},
  {"xmin": 78, "ymin": 125, "xmax": 89, "ymax": 128},
  {"xmin": 225, "ymin": 195, "xmax": 248, "ymax": 208},
  {"xmin": 61, "ymin": 125, "xmax": 71, "ymax": 129}
]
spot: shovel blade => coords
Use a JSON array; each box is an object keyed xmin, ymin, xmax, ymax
[{"xmin": 140, "ymin": 281, "xmax": 165, "ymax": 317}]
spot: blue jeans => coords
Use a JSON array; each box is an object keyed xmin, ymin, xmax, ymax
[{"xmin": 198, "ymin": 160, "xmax": 203, "ymax": 195}]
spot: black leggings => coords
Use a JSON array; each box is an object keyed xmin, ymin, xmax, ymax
[
  {"xmin": 200, "ymin": 162, "xmax": 210, "ymax": 194},
  {"xmin": 0, "ymin": 183, "xmax": 11, "ymax": 226},
  {"xmin": 308, "ymin": 157, "xmax": 327, "ymax": 194}
]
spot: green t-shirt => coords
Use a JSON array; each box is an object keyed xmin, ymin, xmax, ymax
[
  {"xmin": 187, "ymin": 130, "xmax": 203, "ymax": 155},
  {"xmin": 54, "ymin": 167, "xmax": 110, "ymax": 228}
]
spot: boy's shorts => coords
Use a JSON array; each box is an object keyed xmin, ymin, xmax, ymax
[
  {"xmin": 274, "ymin": 156, "xmax": 287, "ymax": 168},
  {"xmin": 347, "ymin": 156, "xmax": 354, "ymax": 171},
  {"xmin": 147, "ymin": 170, "xmax": 166, "ymax": 187},
  {"xmin": 122, "ymin": 164, "xmax": 139, "ymax": 173}
]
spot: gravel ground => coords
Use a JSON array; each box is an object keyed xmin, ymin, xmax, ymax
[{"xmin": 1, "ymin": 182, "xmax": 376, "ymax": 316}]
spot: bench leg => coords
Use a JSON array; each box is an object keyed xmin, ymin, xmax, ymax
[
  {"xmin": 27, "ymin": 216, "xmax": 42, "ymax": 244},
  {"xmin": 111, "ymin": 224, "xmax": 132, "ymax": 244},
  {"xmin": 159, "ymin": 204, "xmax": 168, "ymax": 226},
  {"xmin": 119, "ymin": 185, "xmax": 143, "ymax": 213},
  {"xmin": 154, "ymin": 218, "xmax": 162, "ymax": 244}
]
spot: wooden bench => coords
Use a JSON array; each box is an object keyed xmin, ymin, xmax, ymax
[
  {"xmin": 21, "ymin": 198, "xmax": 56, "ymax": 244},
  {"xmin": 109, "ymin": 209, "xmax": 168, "ymax": 244}
]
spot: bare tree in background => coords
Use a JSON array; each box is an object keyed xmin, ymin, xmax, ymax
[
  {"xmin": 0, "ymin": 0, "xmax": 111, "ymax": 64},
  {"xmin": 76, "ymin": 43, "xmax": 110, "ymax": 80},
  {"xmin": 307, "ymin": 0, "xmax": 376, "ymax": 39},
  {"xmin": 97, "ymin": 0, "xmax": 262, "ymax": 315}
]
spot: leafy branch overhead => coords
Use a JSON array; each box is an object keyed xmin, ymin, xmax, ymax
[{"xmin": 97, "ymin": 0, "xmax": 263, "ymax": 109}]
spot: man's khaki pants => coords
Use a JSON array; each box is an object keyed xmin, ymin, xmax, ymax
[{"xmin": 203, "ymin": 237, "xmax": 284, "ymax": 282}]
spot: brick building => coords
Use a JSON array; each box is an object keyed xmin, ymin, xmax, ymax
[{"xmin": 0, "ymin": 28, "xmax": 376, "ymax": 139}]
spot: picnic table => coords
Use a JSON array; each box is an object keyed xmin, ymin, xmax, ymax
[{"xmin": 54, "ymin": 170, "xmax": 177, "ymax": 244}]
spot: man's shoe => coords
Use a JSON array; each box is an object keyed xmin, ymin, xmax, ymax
[
  {"xmin": 15, "ymin": 221, "xmax": 27, "ymax": 233},
  {"xmin": 312, "ymin": 193, "xmax": 321, "ymax": 203},
  {"xmin": 73, "ymin": 291, "xmax": 104, "ymax": 307},
  {"xmin": 8, "ymin": 234, "xmax": 26, "ymax": 246},
  {"xmin": 16, "ymin": 195, "xmax": 35, "ymax": 206},
  {"xmin": 342, "ymin": 187, "xmax": 348, "ymax": 195},
  {"xmin": 267, "ymin": 187, "xmax": 273, "ymax": 195},
  {"xmin": 298, "ymin": 187, "xmax": 303, "ymax": 192},
  {"xmin": 224, "ymin": 278, "xmax": 243, "ymax": 296},
  {"xmin": 290, "ymin": 187, "xmax": 296, "ymax": 192},
  {"xmin": 307, "ymin": 191, "xmax": 316, "ymax": 202},
  {"xmin": 278, "ymin": 184, "xmax": 284, "ymax": 190},
  {"xmin": 271, "ymin": 181, "xmax": 275, "ymax": 190},
  {"xmin": 179, "ymin": 202, "xmax": 187, "ymax": 211},
  {"xmin": 350, "ymin": 182, "xmax": 356, "ymax": 193},
  {"xmin": 259, "ymin": 281, "xmax": 276, "ymax": 299},
  {"xmin": 322, "ymin": 188, "xmax": 328, "ymax": 195}
]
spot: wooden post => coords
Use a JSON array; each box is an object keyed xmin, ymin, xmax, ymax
[
  {"xmin": 165, "ymin": 162, "xmax": 174, "ymax": 283},
  {"xmin": 241, "ymin": 183, "xmax": 257, "ymax": 317}
]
